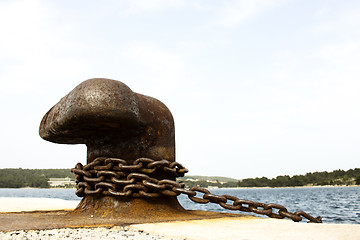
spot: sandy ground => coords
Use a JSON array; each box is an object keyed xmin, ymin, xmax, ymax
[
  {"xmin": 132, "ymin": 217, "xmax": 360, "ymax": 240},
  {"xmin": 0, "ymin": 197, "xmax": 80, "ymax": 212},
  {"xmin": 0, "ymin": 226, "xmax": 185, "ymax": 240}
]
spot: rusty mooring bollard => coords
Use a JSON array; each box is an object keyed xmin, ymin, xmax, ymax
[{"xmin": 39, "ymin": 78, "xmax": 188, "ymax": 219}]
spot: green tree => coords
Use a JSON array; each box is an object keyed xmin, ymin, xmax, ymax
[{"xmin": 355, "ymin": 175, "xmax": 360, "ymax": 185}]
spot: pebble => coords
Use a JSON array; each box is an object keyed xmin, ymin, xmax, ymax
[{"xmin": 0, "ymin": 226, "xmax": 185, "ymax": 240}]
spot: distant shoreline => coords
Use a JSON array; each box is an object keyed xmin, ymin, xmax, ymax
[
  {"xmin": 0, "ymin": 185, "xmax": 358, "ymax": 190},
  {"xmin": 221, "ymin": 184, "xmax": 360, "ymax": 190}
]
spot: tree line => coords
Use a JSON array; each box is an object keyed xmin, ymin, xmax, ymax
[
  {"xmin": 182, "ymin": 168, "xmax": 360, "ymax": 188},
  {"xmin": 0, "ymin": 168, "xmax": 359, "ymax": 188},
  {"xmin": 0, "ymin": 169, "xmax": 74, "ymax": 188}
]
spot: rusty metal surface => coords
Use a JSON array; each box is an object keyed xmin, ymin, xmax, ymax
[
  {"xmin": 39, "ymin": 78, "xmax": 175, "ymax": 164},
  {"xmin": 39, "ymin": 78, "xmax": 181, "ymax": 217},
  {"xmin": 0, "ymin": 209, "xmax": 245, "ymax": 232}
]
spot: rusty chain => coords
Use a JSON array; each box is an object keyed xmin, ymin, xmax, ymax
[{"xmin": 71, "ymin": 157, "xmax": 322, "ymax": 223}]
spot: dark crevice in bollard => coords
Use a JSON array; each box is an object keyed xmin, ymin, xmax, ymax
[{"xmin": 73, "ymin": 196, "xmax": 187, "ymax": 219}]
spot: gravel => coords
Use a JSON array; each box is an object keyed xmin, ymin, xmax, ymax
[{"xmin": 0, "ymin": 226, "xmax": 185, "ymax": 240}]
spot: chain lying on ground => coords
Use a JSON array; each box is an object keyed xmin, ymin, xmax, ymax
[{"xmin": 71, "ymin": 157, "xmax": 322, "ymax": 223}]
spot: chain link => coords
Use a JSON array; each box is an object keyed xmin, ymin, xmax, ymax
[{"xmin": 71, "ymin": 157, "xmax": 322, "ymax": 223}]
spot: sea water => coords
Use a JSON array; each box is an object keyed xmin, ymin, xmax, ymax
[{"xmin": 0, "ymin": 187, "xmax": 359, "ymax": 224}]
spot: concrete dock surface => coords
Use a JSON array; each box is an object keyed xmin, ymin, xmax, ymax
[
  {"xmin": 131, "ymin": 217, "xmax": 360, "ymax": 240},
  {"xmin": 0, "ymin": 197, "xmax": 359, "ymax": 239},
  {"xmin": 0, "ymin": 197, "xmax": 79, "ymax": 212}
]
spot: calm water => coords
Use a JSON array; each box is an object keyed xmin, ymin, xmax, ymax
[{"xmin": 0, "ymin": 187, "xmax": 359, "ymax": 224}]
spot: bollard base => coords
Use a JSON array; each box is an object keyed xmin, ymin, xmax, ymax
[
  {"xmin": 72, "ymin": 195, "xmax": 188, "ymax": 220},
  {"xmin": 0, "ymin": 197, "xmax": 246, "ymax": 232}
]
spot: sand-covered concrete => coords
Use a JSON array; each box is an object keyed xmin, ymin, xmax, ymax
[
  {"xmin": 0, "ymin": 197, "xmax": 79, "ymax": 212},
  {"xmin": 0, "ymin": 226, "xmax": 185, "ymax": 240},
  {"xmin": 131, "ymin": 217, "xmax": 360, "ymax": 240}
]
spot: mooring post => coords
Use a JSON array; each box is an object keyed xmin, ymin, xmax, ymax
[{"xmin": 39, "ymin": 78, "xmax": 187, "ymax": 219}]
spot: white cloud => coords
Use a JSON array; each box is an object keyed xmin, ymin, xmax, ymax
[
  {"xmin": 0, "ymin": 0, "xmax": 54, "ymax": 59},
  {"xmin": 120, "ymin": 44, "xmax": 185, "ymax": 93},
  {"xmin": 309, "ymin": 42, "xmax": 359, "ymax": 60},
  {"xmin": 114, "ymin": 0, "xmax": 184, "ymax": 17},
  {"xmin": 0, "ymin": 0, "xmax": 89, "ymax": 96},
  {"xmin": 212, "ymin": 0, "xmax": 283, "ymax": 28},
  {"xmin": 312, "ymin": 4, "xmax": 360, "ymax": 38}
]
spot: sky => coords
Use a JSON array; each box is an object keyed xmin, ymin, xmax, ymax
[{"xmin": 1, "ymin": 0, "xmax": 360, "ymax": 179}]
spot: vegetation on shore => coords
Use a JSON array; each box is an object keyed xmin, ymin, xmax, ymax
[
  {"xmin": 0, "ymin": 168, "xmax": 359, "ymax": 188},
  {"xmin": 181, "ymin": 168, "xmax": 360, "ymax": 188},
  {"xmin": 0, "ymin": 169, "xmax": 73, "ymax": 188}
]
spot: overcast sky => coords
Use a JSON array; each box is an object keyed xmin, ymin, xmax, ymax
[{"xmin": 1, "ymin": 0, "xmax": 359, "ymax": 179}]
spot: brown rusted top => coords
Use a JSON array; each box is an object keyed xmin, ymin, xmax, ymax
[{"xmin": 39, "ymin": 78, "xmax": 175, "ymax": 163}]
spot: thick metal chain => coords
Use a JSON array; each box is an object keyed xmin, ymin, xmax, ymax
[{"xmin": 71, "ymin": 157, "xmax": 322, "ymax": 223}]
